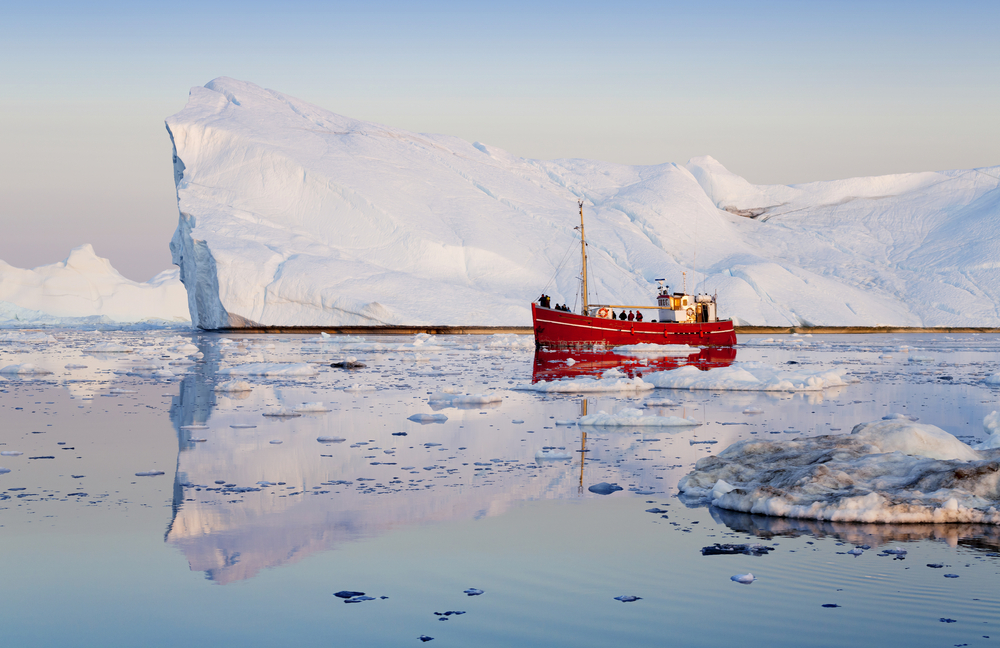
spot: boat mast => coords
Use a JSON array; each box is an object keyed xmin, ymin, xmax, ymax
[{"xmin": 578, "ymin": 200, "xmax": 589, "ymax": 315}]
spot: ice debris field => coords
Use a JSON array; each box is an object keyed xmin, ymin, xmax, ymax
[{"xmin": 3, "ymin": 330, "xmax": 1000, "ymax": 646}]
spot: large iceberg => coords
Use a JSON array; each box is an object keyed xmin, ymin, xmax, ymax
[
  {"xmin": 0, "ymin": 244, "xmax": 189, "ymax": 326},
  {"xmin": 167, "ymin": 77, "xmax": 1000, "ymax": 329}
]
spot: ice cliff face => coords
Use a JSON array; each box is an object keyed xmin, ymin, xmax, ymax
[
  {"xmin": 0, "ymin": 244, "xmax": 189, "ymax": 325},
  {"xmin": 167, "ymin": 77, "xmax": 1000, "ymax": 328}
]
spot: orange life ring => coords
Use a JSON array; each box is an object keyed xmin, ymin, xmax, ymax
[
  {"xmin": 686, "ymin": 307, "xmax": 695, "ymax": 318},
  {"xmin": 597, "ymin": 307, "xmax": 610, "ymax": 318}
]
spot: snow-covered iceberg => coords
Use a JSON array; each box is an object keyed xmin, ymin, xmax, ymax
[
  {"xmin": 0, "ymin": 244, "xmax": 189, "ymax": 325},
  {"xmin": 167, "ymin": 77, "xmax": 1000, "ymax": 329}
]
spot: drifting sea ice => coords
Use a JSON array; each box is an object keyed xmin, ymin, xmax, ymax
[
  {"xmin": 579, "ymin": 408, "xmax": 700, "ymax": 427},
  {"xmin": 0, "ymin": 331, "xmax": 56, "ymax": 343},
  {"xmin": 219, "ymin": 363, "xmax": 318, "ymax": 377},
  {"xmin": 678, "ymin": 418, "xmax": 1000, "ymax": 524},
  {"xmin": 294, "ymin": 402, "xmax": 331, "ymax": 413},
  {"xmin": 428, "ymin": 388, "xmax": 502, "ymax": 405},
  {"xmin": 0, "ymin": 363, "xmax": 53, "ymax": 375},
  {"xmin": 85, "ymin": 342, "xmax": 132, "ymax": 353},
  {"xmin": 515, "ymin": 367, "xmax": 654, "ymax": 393},
  {"xmin": 408, "ymin": 413, "xmax": 448, "ymax": 423},
  {"xmin": 643, "ymin": 362, "xmax": 858, "ymax": 391}
]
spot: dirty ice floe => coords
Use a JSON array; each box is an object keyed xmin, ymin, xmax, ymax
[
  {"xmin": 731, "ymin": 573, "xmax": 755, "ymax": 584},
  {"xmin": 219, "ymin": 363, "xmax": 318, "ymax": 377},
  {"xmin": 679, "ymin": 418, "xmax": 1000, "ymax": 524},
  {"xmin": 214, "ymin": 380, "xmax": 253, "ymax": 393},
  {"xmin": 644, "ymin": 362, "xmax": 856, "ymax": 391},
  {"xmin": 579, "ymin": 408, "xmax": 700, "ymax": 427},
  {"xmin": 0, "ymin": 363, "xmax": 53, "ymax": 375},
  {"xmin": 408, "ymin": 413, "xmax": 448, "ymax": 423},
  {"xmin": 612, "ymin": 343, "xmax": 695, "ymax": 357},
  {"xmin": 515, "ymin": 367, "xmax": 653, "ymax": 393}
]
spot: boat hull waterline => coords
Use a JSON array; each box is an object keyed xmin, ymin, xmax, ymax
[{"xmin": 532, "ymin": 304, "xmax": 736, "ymax": 349}]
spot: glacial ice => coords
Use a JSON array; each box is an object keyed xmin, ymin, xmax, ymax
[
  {"xmin": 166, "ymin": 77, "xmax": 1000, "ymax": 329},
  {"xmin": 0, "ymin": 244, "xmax": 188, "ymax": 325},
  {"xmin": 679, "ymin": 419, "xmax": 1000, "ymax": 524}
]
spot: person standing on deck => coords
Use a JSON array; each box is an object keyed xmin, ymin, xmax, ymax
[
  {"xmin": 636, "ymin": 311, "xmax": 643, "ymax": 322},
  {"xmin": 627, "ymin": 311, "xmax": 634, "ymax": 321}
]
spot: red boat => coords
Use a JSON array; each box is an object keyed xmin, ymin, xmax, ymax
[{"xmin": 533, "ymin": 202, "xmax": 737, "ymax": 349}]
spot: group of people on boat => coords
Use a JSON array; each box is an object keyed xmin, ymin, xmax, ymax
[
  {"xmin": 537, "ymin": 294, "xmax": 572, "ymax": 312},
  {"xmin": 609, "ymin": 309, "xmax": 642, "ymax": 322}
]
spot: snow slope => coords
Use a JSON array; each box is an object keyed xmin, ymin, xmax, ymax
[
  {"xmin": 0, "ymin": 244, "xmax": 190, "ymax": 325},
  {"xmin": 167, "ymin": 77, "xmax": 1000, "ymax": 329}
]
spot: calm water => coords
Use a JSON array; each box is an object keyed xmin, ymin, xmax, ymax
[{"xmin": 1, "ymin": 331, "xmax": 999, "ymax": 647}]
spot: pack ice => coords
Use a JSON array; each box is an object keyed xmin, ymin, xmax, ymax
[
  {"xmin": 167, "ymin": 77, "xmax": 1000, "ymax": 329},
  {"xmin": 678, "ymin": 419, "xmax": 1000, "ymax": 524},
  {"xmin": 0, "ymin": 244, "xmax": 189, "ymax": 325}
]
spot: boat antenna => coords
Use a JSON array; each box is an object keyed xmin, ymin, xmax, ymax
[{"xmin": 576, "ymin": 200, "xmax": 589, "ymax": 315}]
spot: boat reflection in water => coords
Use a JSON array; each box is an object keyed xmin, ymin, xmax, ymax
[{"xmin": 531, "ymin": 346, "xmax": 737, "ymax": 383}]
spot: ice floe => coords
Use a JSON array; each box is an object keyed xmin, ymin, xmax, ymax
[
  {"xmin": 408, "ymin": 413, "xmax": 448, "ymax": 423},
  {"xmin": 579, "ymin": 408, "xmax": 700, "ymax": 427},
  {"xmin": 0, "ymin": 363, "xmax": 53, "ymax": 375},
  {"xmin": 219, "ymin": 363, "xmax": 318, "ymax": 377},
  {"xmin": 214, "ymin": 380, "xmax": 253, "ymax": 393},
  {"xmin": 679, "ymin": 418, "xmax": 1000, "ymax": 524},
  {"xmin": 515, "ymin": 367, "xmax": 653, "ymax": 393},
  {"xmin": 643, "ymin": 362, "xmax": 857, "ymax": 391}
]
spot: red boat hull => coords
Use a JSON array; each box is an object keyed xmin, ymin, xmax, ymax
[{"xmin": 532, "ymin": 303, "xmax": 737, "ymax": 348}]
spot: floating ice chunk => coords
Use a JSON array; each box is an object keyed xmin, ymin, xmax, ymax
[
  {"xmin": 317, "ymin": 436, "xmax": 346, "ymax": 443},
  {"xmin": 514, "ymin": 372, "xmax": 653, "ymax": 393},
  {"xmin": 215, "ymin": 380, "xmax": 253, "ymax": 392},
  {"xmin": 976, "ymin": 411, "xmax": 1000, "ymax": 450},
  {"xmin": 731, "ymin": 573, "xmax": 755, "ymax": 584},
  {"xmin": 230, "ymin": 424, "xmax": 256, "ymax": 429},
  {"xmin": 535, "ymin": 449, "xmax": 572, "ymax": 460},
  {"xmin": 262, "ymin": 408, "xmax": 302, "ymax": 418},
  {"xmin": 344, "ymin": 384, "xmax": 375, "ymax": 392},
  {"xmin": 86, "ymin": 342, "xmax": 132, "ymax": 353},
  {"xmin": 678, "ymin": 418, "xmax": 1000, "ymax": 524},
  {"xmin": 135, "ymin": 470, "xmax": 165, "ymax": 476},
  {"xmin": 463, "ymin": 588, "xmax": 484, "ymax": 596},
  {"xmin": 565, "ymin": 358, "xmax": 576, "ymax": 366},
  {"xmin": 742, "ymin": 407, "xmax": 764, "ymax": 415},
  {"xmin": 643, "ymin": 362, "xmax": 857, "ymax": 391},
  {"xmin": 0, "ymin": 363, "xmax": 53, "ymax": 375},
  {"xmin": 219, "ymin": 363, "xmax": 318, "ymax": 377},
  {"xmin": 64, "ymin": 364, "xmax": 88, "ymax": 369},
  {"xmin": 614, "ymin": 595, "xmax": 642, "ymax": 602},
  {"xmin": 294, "ymin": 402, "xmax": 331, "ymax": 412},
  {"xmin": 168, "ymin": 343, "xmax": 199, "ymax": 355},
  {"xmin": 847, "ymin": 548, "xmax": 864, "ymax": 556},
  {"xmin": 0, "ymin": 468, "xmax": 10, "ymax": 474},
  {"xmin": 180, "ymin": 424, "xmax": 208, "ymax": 430},
  {"xmin": 511, "ymin": 419, "xmax": 524, "ymax": 424},
  {"xmin": 269, "ymin": 440, "xmax": 283, "ymax": 444},
  {"xmin": 909, "ymin": 355, "xmax": 934, "ymax": 363},
  {"xmin": 645, "ymin": 398, "xmax": 677, "ymax": 407},
  {"xmin": 1, "ymin": 451, "xmax": 23, "ymax": 456},
  {"xmin": 579, "ymin": 408, "xmax": 700, "ymax": 427},
  {"xmin": 428, "ymin": 391, "xmax": 502, "ymax": 405},
  {"xmin": 109, "ymin": 388, "xmax": 137, "ymax": 394},
  {"xmin": 613, "ymin": 343, "xmax": 695, "ymax": 358},
  {"xmin": 189, "ymin": 437, "xmax": 207, "ymax": 442},
  {"xmin": 408, "ymin": 413, "xmax": 448, "ymax": 423},
  {"xmin": 554, "ymin": 419, "xmax": 577, "ymax": 426}
]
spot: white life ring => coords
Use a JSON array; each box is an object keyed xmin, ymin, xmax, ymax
[
  {"xmin": 597, "ymin": 307, "xmax": 610, "ymax": 318},
  {"xmin": 686, "ymin": 307, "xmax": 695, "ymax": 319}
]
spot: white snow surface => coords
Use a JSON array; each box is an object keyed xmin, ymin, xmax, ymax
[
  {"xmin": 0, "ymin": 244, "xmax": 189, "ymax": 325},
  {"xmin": 678, "ymin": 419, "xmax": 1000, "ymax": 524},
  {"xmin": 167, "ymin": 77, "xmax": 1000, "ymax": 329},
  {"xmin": 643, "ymin": 362, "xmax": 857, "ymax": 391}
]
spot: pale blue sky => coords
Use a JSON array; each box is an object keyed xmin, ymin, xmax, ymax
[{"xmin": 2, "ymin": 0, "xmax": 997, "ymax": 279}]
